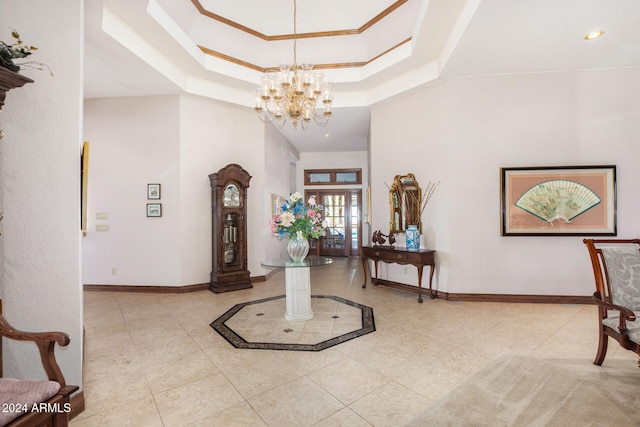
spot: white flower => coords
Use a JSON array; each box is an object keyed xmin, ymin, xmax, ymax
[
  {"xmin": 290, "ymin": 192, "xmax": 302, "ymax": 202},
  {"xmin": 295, "ymin": 230, "xmax": 304, "ymax": 241},
  {"xmin": 308, "ymin": 196, "xmax": 316, "ymax": 206},
  {"xmin": 279, "ymin": 211, "xmax": 295, "ymax": 227}
]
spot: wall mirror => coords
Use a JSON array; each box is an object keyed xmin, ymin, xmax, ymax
[{"xmin": 389, "ymin": 173, "xmax": 422, "ymax": 233}]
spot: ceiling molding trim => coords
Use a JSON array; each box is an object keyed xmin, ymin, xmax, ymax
[
  {"xmin": 197, "ymin": 37, "xmax": 412, "ymax": 73},
  {"xmin": 358, "ymin": 0, "xmax": 409, "ymax": 33},
  {"xmin": 367, "ymin": 38, "xmax": 412, "ymax": 66},
  {"xmin": 191, "ymin": 0, "xmax": 268, "ymax": 39},
  {"xmin": 191, "ymin": 0, "xmax": 409, "ymax": 41},
  {"xmin": 198, "ymin": 46, "xmax": 265, "ymax": 72}
]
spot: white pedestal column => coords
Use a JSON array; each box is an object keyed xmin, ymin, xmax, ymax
[{"xmin": 285, "ymin": 266, "xmax": 313, "ymax": 321}]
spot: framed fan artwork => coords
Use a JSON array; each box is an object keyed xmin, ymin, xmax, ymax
[{"xmin": 501, "ymin": 165, "xmax": 616, "ymax": 236}]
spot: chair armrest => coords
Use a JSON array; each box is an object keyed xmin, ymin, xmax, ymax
[
  {"xmin": 0, "ymin": 315, "xmax": 70, "ymax": 386},
  {"xmin": 592, "ymin": 291, "xmax": 637, "ymax": 332}
]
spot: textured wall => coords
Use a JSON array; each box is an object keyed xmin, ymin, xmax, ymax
[{"xmin": 0, "ymin": 0, "xmax": 83, "ymax": 387}]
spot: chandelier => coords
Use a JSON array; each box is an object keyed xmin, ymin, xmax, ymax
[{"xmin": 253, "ymin": 0, "xmax": 334, "ymax": 131}]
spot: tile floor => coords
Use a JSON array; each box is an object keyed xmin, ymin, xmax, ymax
[
  {"xmin": 212, "ymin": 294, "xmax": 375, "ymax": 351},
  {"xmin": 71, "ymin": 257, "xmax": 636, "ymax": 426}
]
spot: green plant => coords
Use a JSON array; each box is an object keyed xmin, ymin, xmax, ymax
[{"xmin": 0, "ymin": 29, "xmax": 50, "ymax": 74}]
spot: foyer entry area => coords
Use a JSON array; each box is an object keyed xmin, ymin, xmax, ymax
[{"xmin": 305, "ymin": 189, "xmax": 361, "ymax": 257}]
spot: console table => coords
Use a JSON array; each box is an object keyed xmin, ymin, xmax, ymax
[
  {"xmin": 261, "ymin": 256, "xmax": 333, "ymax": 321},
  {"xmin": 361, "ymin": 246, "xmax": 436, "ymax": 303}
]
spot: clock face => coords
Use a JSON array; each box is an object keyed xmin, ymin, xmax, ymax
[{"xmin": 223, "ymin": 184, "xmax": 240, "ymax": 207}]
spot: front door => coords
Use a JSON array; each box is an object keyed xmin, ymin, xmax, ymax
[
  {"xmin": 322, "ymin": 193, "xmax": 347, "ymax": 256},
  {"xmin": 306, "ymin": 190, "xmax": 361, "ymax": 257}
]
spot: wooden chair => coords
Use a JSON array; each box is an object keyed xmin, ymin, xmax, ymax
[
  {"xmin": 583, "ymin": 239, "xmax": 640, "ymax": 368},
  {"xmin": 0, "ymin": 314, "xmax": 78, "ymax": 426}
]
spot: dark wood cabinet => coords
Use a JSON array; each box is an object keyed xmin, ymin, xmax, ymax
[{"xmin": 209, "ymin": 164, "xmax": 252, "ymax": 293}]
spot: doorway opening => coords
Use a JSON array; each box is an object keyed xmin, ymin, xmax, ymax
[{"xmin": 306, "ymin": 189, "xmax": 361, "ymax": 257}]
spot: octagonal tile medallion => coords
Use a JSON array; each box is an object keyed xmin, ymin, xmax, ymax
[{"xmin": 211, "ymin": 295, "xmax": 375, "ymax": 351}]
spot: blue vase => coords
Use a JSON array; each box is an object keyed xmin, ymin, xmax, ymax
[{"xmin": 405, "ymin": 225, "xmax": 420, "ymax": 251}]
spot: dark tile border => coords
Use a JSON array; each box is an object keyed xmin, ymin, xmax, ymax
[{"xmin": 210, "ymin": 295, "xmax": 375, "ymax": 352}]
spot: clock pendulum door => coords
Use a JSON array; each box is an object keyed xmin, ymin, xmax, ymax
[{"xmin": 223, "ymin": 213, "xmax": 238, "ymax": 264}]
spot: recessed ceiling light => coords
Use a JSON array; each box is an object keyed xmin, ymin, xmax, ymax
[
  {"xmin": 584, "ymin": 30, "xmax": 604, "ymax": 40},
  {"xmin": 324, "ymin": 133, "xmax": 330, "ymax": 138}
]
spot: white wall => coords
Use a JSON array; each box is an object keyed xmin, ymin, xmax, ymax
[
  {"xmin": 0, "ymin": 0, "xmax": 83, "ymax": 387},
  {"xmin": 179, "ymin": 95, "xmax": 266, "ymax": 283},
  {"xmin": 371, "ymin": 67, "xmax": 640, "ymax": 296},
  {"xmin": 83, "ymin": 97, "xmax": 181, "ymax": 285},
  {"xmin": 83, "ymin": 95, "xmax": 267, "ymax": 286},
  {"xmin": 264, "ymin": 122, "xmax": 299, "ymax": 261}
]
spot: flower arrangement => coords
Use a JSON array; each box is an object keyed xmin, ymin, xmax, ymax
[
  {"xmin": 0, "ymin": 29, "xmax": 50, "ymax": 74},
  {"xmin": 270, "ymin": 192, "xmax": 326, "ymax": 241}
]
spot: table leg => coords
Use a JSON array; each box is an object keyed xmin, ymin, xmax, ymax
[
  {"xmin": 417, "ymin": 265, "xmax": 424, "ymax": 303},
  {"xmin": 373, "ymin": 260, "xmax": 379, "ymax": 285},
  {"xmin": 428, "ymin": 264, "xmax": 435, "ymax": 299},
  {"xmin": 285, "ymin": 266, "xmax": 313, "ymax": 321},
  {"xmin": 361, "ymin": 256, "xmax": 368, "ymax": 288}
]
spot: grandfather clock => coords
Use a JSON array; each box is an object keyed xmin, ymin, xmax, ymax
[{"xmin": 209, "ymin": 164, "xmax": 252, "ymax": 293}]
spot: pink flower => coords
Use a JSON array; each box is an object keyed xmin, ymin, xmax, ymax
[
  {"xmin": 308, "ymin": 196, "xmax": 316, "ymax": 206},
  {"xmin": 306, "ymin": 209, "xmax": 316, "ymax": 218}
]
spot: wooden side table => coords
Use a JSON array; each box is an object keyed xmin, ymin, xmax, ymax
[{"xmin": 361, "ymin": 246, "xmax": 436, "ymax": 303}]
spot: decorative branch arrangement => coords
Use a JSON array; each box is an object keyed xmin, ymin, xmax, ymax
[
  {"xmin": 386, "ymin": 178, "xmax": 440, "ymax": 229},
  {"xmin": 402, "ymin": 180, "xmax": 440, "ymax": 226}
]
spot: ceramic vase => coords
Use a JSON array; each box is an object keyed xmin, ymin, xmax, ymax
[
  {"xmin": 287, "ymin": 238, "xmax": 310, "ymax": 262},
  {"xmin": 405, "ymin": 225, "xmax": 420, "ymax": 251}
]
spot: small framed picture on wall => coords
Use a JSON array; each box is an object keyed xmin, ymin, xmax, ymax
[
  {"xmin": 147, "ymin": 203, "xmax": 162, "ymax": 217},
  {"xmin": 147, "ymin": 183, "xmax": 161, "ymax": 200}
]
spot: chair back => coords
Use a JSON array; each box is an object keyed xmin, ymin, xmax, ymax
[{"xmin": 584, "ymin": 239, "xmax": 640, "ymax": 311}]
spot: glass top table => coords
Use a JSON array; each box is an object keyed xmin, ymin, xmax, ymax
[
  {"xmin": 261, "ymin": 256, "xmax": 333, "ymax": 269},
  {"xmin": 260, "ymin": 256, "xmax": 333, "ymax": 321}
]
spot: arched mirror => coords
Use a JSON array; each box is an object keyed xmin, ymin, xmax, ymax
[{"xmin": 389, "ymin": 173, "xmax": 422, "ymax": 233}]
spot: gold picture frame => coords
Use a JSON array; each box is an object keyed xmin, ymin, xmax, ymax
[{"xmin": 81, "ymin": 141, "xmax": 89, "ymax": 236}]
